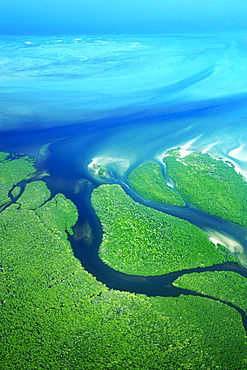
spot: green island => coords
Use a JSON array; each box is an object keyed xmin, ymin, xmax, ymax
[
  {"xmin": 90, "ymin": 163, "xmax": 109, "ymax": 178},
  {"xmin": 128, "ymin": 161, "xmax": 185, "ymax": 206},
  {"xmin": 163, "ymin": 148, "xmax": 247, "ymax": 225},
  {"xmin": 1, "ymin": 151, "xmax": 247, "ymax": 369},
  {"xmin": 11, "ymin": 185, "xmax": 21, "ymax": 198},
  {"xmin": 91, "ymin": 184, "xmax": 236, "ymax": 276}
]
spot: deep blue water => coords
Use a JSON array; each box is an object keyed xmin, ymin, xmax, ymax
[{"xmin": 1, "ymin": 33, "xmax": 247, "ymax": 287}]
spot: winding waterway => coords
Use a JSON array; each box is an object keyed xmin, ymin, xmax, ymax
[
  {"xmin": 1, "ymin": 33, "xmax": 247, "ymax": 333},
  {"xmin": 49, "ymin": 140, "xmax": 247, "ymax": 330},
  {"xmin": 2, "ymin": 115, "xmax": 247, "ymax": 282},
  {"xmin": 26, "ymin": 125, "xmax": 246, "ymax": 301}
]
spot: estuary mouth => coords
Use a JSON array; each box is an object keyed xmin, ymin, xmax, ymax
[{"xmin": 1, "ymin": 30, "xmax": 247, "ymax": 370}]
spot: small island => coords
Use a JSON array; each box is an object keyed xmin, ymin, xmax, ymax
[{"xmin": 89, "ymin": 163, "xmax": 108, "ymax": 177}]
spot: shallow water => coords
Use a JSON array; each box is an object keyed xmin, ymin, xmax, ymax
[{"xmin": 1, "ymin": 33, "xmax": 247, "ymax": 288}]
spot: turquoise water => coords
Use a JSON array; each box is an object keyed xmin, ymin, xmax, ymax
[
  {"xmin": 1, "ymin": 1, "xmax": 246, "ymax": 35},
  {"xmin": 1, "ymin": 33, "xmax": 247, "ymax": 163}
]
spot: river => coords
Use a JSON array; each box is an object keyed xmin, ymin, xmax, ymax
[{"xmin": 1, "ymin": 33, "xmax": 247, "ymax": 324}]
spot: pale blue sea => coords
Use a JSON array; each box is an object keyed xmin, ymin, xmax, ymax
[{"xmin": 1, "ymin": 33, "xmax": 246, "ymax": 162}]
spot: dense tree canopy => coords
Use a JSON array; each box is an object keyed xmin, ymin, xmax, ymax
[
  {"xmin": 128, "ymin": 161, "xmax": 185, "ymax": 206},
  {"xmin": 163, "ymin": 149, "xmax": 247, "ymax": 225},
  {"xmin": 92, "ymin": 184, "xmax": 236, "ymax": 276},
  {"xmin": 1, "ymin": 151, "xmax": 247, "ymax": 369}
]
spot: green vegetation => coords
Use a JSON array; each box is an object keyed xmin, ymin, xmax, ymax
[
  {"xmin": 91, "ymin": 163, "xmax": 108, "ymax": 177},
  {"xmin": 17, "ymin": 181, "xmax": 51, "ymax": 209},
  {"xmin": 1, "ymin": 206, "xmax": 246, "ymax": 370},
  {"xmin": 98, "ymin": 167, "xmax": 106, "ymax": 176},
  {"xmin": 1, "ymin": 153, "xmax": 247, "ymax": 369},
  {"xmin": 91, "ymin": 184, "xmax": 236, "ymax": 276},
  {"xmin": 0, "ymin": 152, "xmax": 9, "ymax": 162},
  {"xmin": 11, "ymin": 186, "xmax": 21, "ymax": 198},
  {"xmin": 36, "ymin": 193, "xmax": 78, "ymax": 236},
  {"xmin": 0, "ymin": 152, "xmax": 36, "ymax": 206},
  {"xmin": 173, "ymin": 271, "xmax": 247, "ymax": 311},
  {"xmin": 163, "ymin": 149, "xmax": 247, "ymax": 225},
  {"xmin": 149, "ymin": 295, "xmax": 247, "ymax": 369},
  {"xmin": 128, "ymin": 161, "xmax": 185, "ymax": 206}
]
